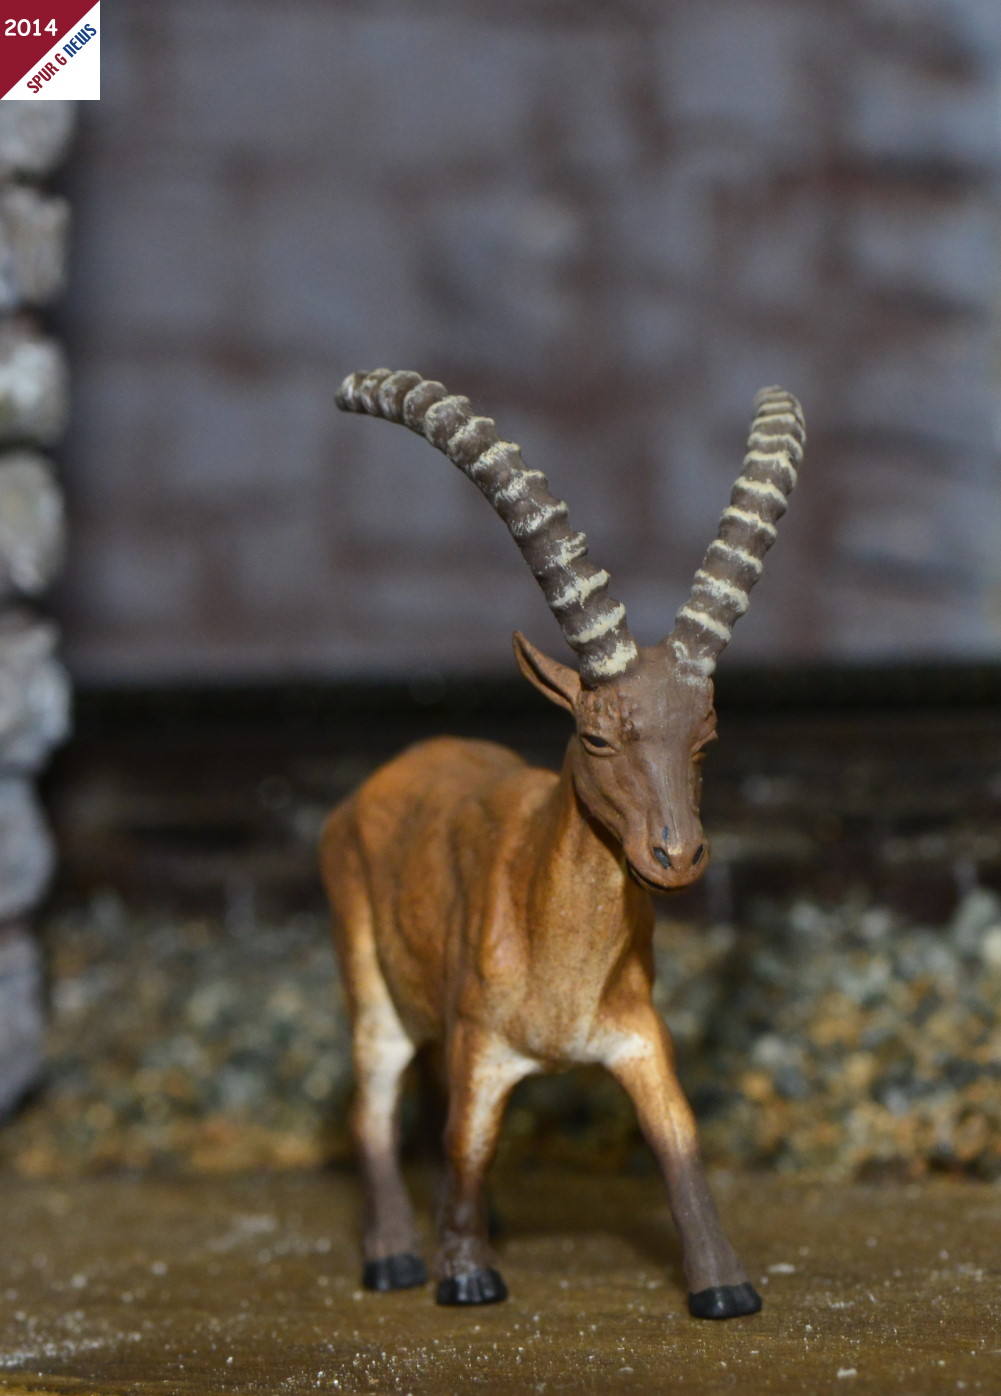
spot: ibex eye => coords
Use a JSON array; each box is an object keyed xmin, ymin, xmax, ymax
[{"xmin": 582, "ymin": 733, "xmax": 610, "ymax": 749}]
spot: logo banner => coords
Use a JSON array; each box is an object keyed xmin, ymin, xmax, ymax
[{"xmin": 1, "ymin": 1, "xmax": 99, "ymax": 100}]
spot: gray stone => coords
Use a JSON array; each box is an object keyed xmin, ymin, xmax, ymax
[
  {"xmin": 856, "ymin": 0, "xmax": 1001, "ymax": 68},
  {"xmin": 342, "ymin": 566, "xmax": 547, "ymax": 677},
  {"xmin": 424, "ymin": 190, "xmax": 587, "ymax": 379},
  {"xmin": 163, "ymin": 361, "xmax": 333, "ymax": 501},
  {"xmin": 0, "ymin": 187, "xmax": 69, "ymax": 311},
  {"xmin": 846, "ymin": 52, "xmax": 1001, "ymax": 165},
  {"xmin": 164, "ymin": 8, "xmax": 542, "ymax": 173},
  {"xmin": 0, "ymin": 611, "xmax": 69, "ymax": 771},
  {"xmin": 0, "ymin": 324, "xmax": 68, "ymax": 445},
  {"xmin": 533, "ymin": 29, "xmax": 637, "ymax": 174},
  {"xmin": 64, "ymin": 525, "xmax": 202, "ymax": 632},
  {"xmin": 248, "ymin": 186, "xmax": 427, "ymax": 363},
  {"xmin": 848, "ymin": 194, "xmax": 994, "ymax": 305},
  {"xmin": 833, "ymin": 456, "xmax": 998, "ymax": 586},
  {"xmin": 0, "ymin": 103, "xmax": 75, "ymax": 181},
  {"xmin": 0, "ymin": 921, "xmax": 43, "ymax": 1119},
  {"xmin": 613, "ymin": 287, "xmax": 694, "ymax": 375},
  {"xmin": 823, "ymin": 575, "xmax": 992, "ymax": 658},
  {"xmin": 340, "ymin": 414, "xmax": 481, "ymax": 550},
  {"xmin": 658, "ymin": 1, "xmax": 821, "ymax": 153},
  {"xmin": 495, "ymin": 406, "xmax": 637, "ymax": 558},
  {"xmin": 843, "ymin": 326, "xmax": 994, "ymax": 450},
  {"xmin": 702, "ymin": 329, "xmax": 821, "ymax": 432},
  {"xmin": 0, "ymin": 777, "xmax": 54, "ymax": 920},
  {"xmin": 948, "ymin": 886, "xmax": 1001, "ymax": 955},
  {"xmin": 69, "ymin": 167, "xmax": 237, "ymax": 345},
  {"xmin": 0, "ymin": 451, "xmax": 65, "ymax": 597},
  {"xmin": 230, "ymin": 513, "xmax": 344, "ymax": 617},
  {"xmin": 650, "ymin": 408, "xmax": 732, "ymax": 544},
  {"xmin": 606, "ymin": 154, "xmax": 727, "ymax": 286},
  {"xmin": 953, "ymin": 0, "xmax": 1001, "ymax": 58},
  {"xmin": 847, "ymin": 194, "xmax": 998, "ymax": 305},
  {"xmin": 730, "ymin": 187, "xmax": 826, "ymax": 312}
]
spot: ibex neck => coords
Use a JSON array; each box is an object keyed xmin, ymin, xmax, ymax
[{"xmin": 524, "ymin": 745, "xmax": 649, "ymax": 955}]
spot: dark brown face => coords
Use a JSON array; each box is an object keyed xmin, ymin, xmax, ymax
[
  {"xmin": 513, "ymin": 634, "xmax": 717, "ymax": 892},
  {"xmin": 570, "ymin": 647, "xmax": 716, "ymax": 891}
]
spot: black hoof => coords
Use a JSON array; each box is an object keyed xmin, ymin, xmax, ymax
[
  {"xmin": 362, "ymin": 1252, "xmax": 427, "ymax": 1292},
  {"xmin": 688, "ymin": 1282, "xmax": 762, "ymax": 1320},
  {"xmin": 436, "ymin": 1267, "xmax": 508, "ymax": 1306}
]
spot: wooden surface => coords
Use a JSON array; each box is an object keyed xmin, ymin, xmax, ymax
[{"xmin": 1, "ymin": 1168, "xmax": 999, "ymax": 1394}]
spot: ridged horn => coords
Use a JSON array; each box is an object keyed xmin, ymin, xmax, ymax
[
  {"xmin": 668, "ymin": 386, "xmax": 805, "ymax": 676},
  {"xmin": 336, "ymin": 368, "xmax": 640, "ymax": 686}
]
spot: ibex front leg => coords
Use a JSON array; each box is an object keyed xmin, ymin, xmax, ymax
[
  {"xmin": 435, "ymin": 1028, "xmax": 535, "ymax": 1305},
  {"xmin": 605, "ymin": 1013, "xmax": 761, "ymax": 1320}
]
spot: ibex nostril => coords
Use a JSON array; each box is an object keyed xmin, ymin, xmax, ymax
[
  {"xmin": 692, "ymin": 844, "xmax": 705, "ymax": 866},
  {"xmin": 652, "ymin": 846, "xmax": 672, "ymax": 870}
]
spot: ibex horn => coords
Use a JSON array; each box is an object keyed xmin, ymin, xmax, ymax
[
  {"xmin": 336, "ymin": 368, "xmax": 640, "ymax": 686},
  {"xmin": 668, "ymin": 387, "xmax": 805, "ymax": 676}
]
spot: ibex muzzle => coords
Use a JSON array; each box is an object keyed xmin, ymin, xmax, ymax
[{"xmin": 323, "ymin": 370, "xmax": 804, "ymax": 1320}]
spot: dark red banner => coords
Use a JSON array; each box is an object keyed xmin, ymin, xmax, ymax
[{"xmin": 0, "ymin": 1, "xmax": 95, "ymax": 99}]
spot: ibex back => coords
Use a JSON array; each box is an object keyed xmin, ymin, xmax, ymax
[{"xmin": 321, "ymin": 368, "xmax": 805, "ymax": 1320}]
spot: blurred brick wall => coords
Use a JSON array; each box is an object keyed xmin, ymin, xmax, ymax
[{"xmin": 55, "ymin": 0, "xmax": 1001, "ymax": 682}]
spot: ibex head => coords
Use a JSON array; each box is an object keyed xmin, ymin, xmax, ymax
[{"xmin": 337, "ymin": 371, "xmax": 804, "ymax": 893}]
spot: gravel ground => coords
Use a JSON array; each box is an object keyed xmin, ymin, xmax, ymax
[
  {"xmin": 3, "ymin": 882, "xmax": 1001, "ymax": 1180},
  {"xmin": 0, "ymin": 896, "xmax": 352, "ymax": 1175},
  {"xmin": 668, "ymin": 889, "xmax": 1001, "ymax": 1180}
]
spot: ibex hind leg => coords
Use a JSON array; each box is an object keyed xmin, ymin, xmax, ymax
[
  {"xmin": 351, "ymin": 997, "xmax": 426, "ymax": 1291},
  {"xmin": 323, "ymin": 824, "xmax": 426, "ymax": 1292}
]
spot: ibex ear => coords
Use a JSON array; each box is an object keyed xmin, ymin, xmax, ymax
[{"xmin": 513, "ymin": 631, "xmax": 581, "ymax": 714}]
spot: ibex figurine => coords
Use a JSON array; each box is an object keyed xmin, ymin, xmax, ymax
[{"xmin": 322, "ymin": 368, "xmax": 805, "ymax": 1320}]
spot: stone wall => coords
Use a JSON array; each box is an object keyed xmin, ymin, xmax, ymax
[
  {"xmin": 0, "ymin": 105, "xmax": 73, "ymax": 1118},
  {"xmin": 56, "ymin": 0, "xmax": 1001, "ymax": 681}
]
